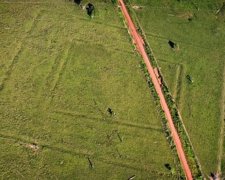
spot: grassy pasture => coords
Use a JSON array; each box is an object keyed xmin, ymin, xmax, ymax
[
  {"xmin": 0, "ymin": 0, "xmax": 182, "ymax": 179},
  {"xmin": 129, "ymin": 0, "xmax": 225, "ymax": 176}
]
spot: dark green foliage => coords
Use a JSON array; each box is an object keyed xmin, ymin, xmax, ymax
[{"xmin": 111, "ymin": 0, "xmax": 117, "ymax": 4}]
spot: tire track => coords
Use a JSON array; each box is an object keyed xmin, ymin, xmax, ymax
[
  {"xmin": 217, "ymin": 64, "xmax": 225, "ymax": 175},
  {"xmin": 73, "ymin": 37, "xmax": 134, "ymax": 55},
  {"xmin": 0, "ymin": 133, "xmax": 174, "ymax": 177},
  {"xmin": 50, "ymin": 44, "xmax": 71, "ymax": 92},
  {"xmin": 174, "ymin": 64, "xmax": 184, "ymax": 106},
  {"xmin": 0, "ymin": 42, "xmax": 22, "ymax": 91},
  {"xmin": 0, "ymin": 9, "xmax": 43, "ymax": 91},
  {"xmin": 52, "ymin": 110, "xmax": 163, "ymax": 132},
  {"xmin": 38, "ymin": 42, "xmax": 72, "ymax": 110},
  {"xmin": 26, "ymin": 9, "xmax": 43, "ymax": 34},
  {"xmin": 145, "ymin": 32, "xmax": 214, "ymax": 51},
  {"xmin": 0, "ymin": 133, "xmax": 92, "ymax": 157},
  {"xmin": 34, "ymin": 16, "xmax": 126, "ymax": 31},
  {"xmin": 156, "ymin": 59, "xmax": 185, "ymax": 103},
  {"xmin": 98, "ymin": 158, "xmax": 173, "ymax": 178}
]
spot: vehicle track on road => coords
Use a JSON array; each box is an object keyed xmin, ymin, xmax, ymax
[
  {"xmin": 217, "ymin": 64, "xmax": 225, "ymax": 175},
  {"xmin": 118, "ymin": 0, "xmax": 193, "ymax": 179}
]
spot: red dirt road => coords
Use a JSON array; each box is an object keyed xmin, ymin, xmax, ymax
[{"xmin": 118, "ymin": 0, "xmax": 193, "ymax": 179}]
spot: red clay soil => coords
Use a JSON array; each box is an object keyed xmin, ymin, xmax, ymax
[{"xmin": 118, "ymin": 0, "xmax": 193, "ymax": 179}]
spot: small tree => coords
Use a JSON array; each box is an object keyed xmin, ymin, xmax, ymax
[{"xmin": 111, "ymin": 0, "xmax": 117, "ymax": 5}]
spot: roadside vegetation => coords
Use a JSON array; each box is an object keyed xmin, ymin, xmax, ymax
[{"xmin": 129, "ymin": 0, "xmax": 225, "ymax": 177}]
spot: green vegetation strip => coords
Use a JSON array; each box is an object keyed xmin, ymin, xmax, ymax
[{"xmin": 121, "ymin": 0, "xmax": 203, "ymax": 179}]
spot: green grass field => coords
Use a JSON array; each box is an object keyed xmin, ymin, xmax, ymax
[
  {"xmin": 0, "ymin": 0, "xmax": 183, "ymax": 179},
  {"xmin": 129, "ymin": 0, "xmax": 225, "ymax": 176}
]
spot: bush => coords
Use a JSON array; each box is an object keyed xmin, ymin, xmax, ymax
[{"xmin": 111, "ymin": 0, "xmax": 117, "ymax": 5}]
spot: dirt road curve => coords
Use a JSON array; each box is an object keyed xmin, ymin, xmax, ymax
[{"xmin": 118, "ymin": 0, "xmax": 193, "ymax": 179}]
